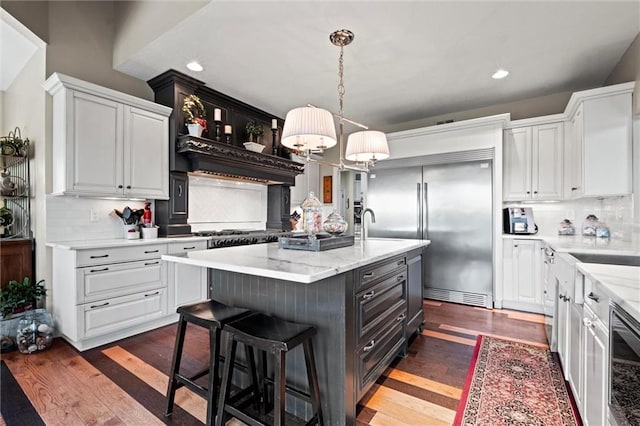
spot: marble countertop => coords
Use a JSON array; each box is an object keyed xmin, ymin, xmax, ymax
[
  {"xmin": 503, "ymin": 233, "xmax": 640, "ymax": 256},
  {"xmin": 162, "ymin": 238, "xmax": 431, "ymax": 284},
  {"xmin": 47, "ymin": 236, "xmax": 210, "ymax": 250},
  {"xmin": 576, "ymin": 263, "xmax": 640, "ymax": 322}
]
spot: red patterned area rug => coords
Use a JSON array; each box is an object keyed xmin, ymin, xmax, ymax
[{"xmin": 454, "ymin": 335, "xmax": 581, "ymax": 426}]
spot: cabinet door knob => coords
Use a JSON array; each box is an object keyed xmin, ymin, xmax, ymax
[
  {"xmin": 526, "ymin": 191, "xmax": 531, "ymax": 194},
  {"xmin": 118, "ymin": 185, "xmax": 123, "ymax": 189},
  {"xmin": 178, "ymin": 184, "xmax": 183, "ymax": 197},
  {"xmin": 144, "ymin": 291, "xmax": 160, "ymax": 297},
  {"xmin": 362, "ymin": 272, "xmax": 375, "ymax": 280},
  {"xmin": 183, "ymin": 246, "xmax": 196, "ymax": 250},
  {"xmin": 89, "ymin": 267, "xmax": 109, "ymax": 273},
  {"xmin": 396, "ymin": 313, "xmax": 406, "ymax": 322},
  {"xmin": 396, "ymin": 275, "xmax": 405, "ymax": 282},
  {"xmin": 533, "ymin": 191, "xmax": 538, "ymax": 194},
  {"xmin": 571, "ymin": 187, "xmax": 578, "ymax": 191},
  {"xmin": 126, "ymin": 185, "xmax": 131, "ymax": 189},
  {"xmin": 587, "ymin": 292, "xmax": 600, "ymax": 303},
  {"xmin": 90, "ymin": 302, "xmax": 109, "ymax": 309}
]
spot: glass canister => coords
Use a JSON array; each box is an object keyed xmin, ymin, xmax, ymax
[
  {"xmin": 323, "ymin": 211, "xmax": 348, "ymax": 236},
  {"xmin": 16, "ymin": 309, "xmax": 55, "ymax": 354},
  {"xmin": 301, "ymin": 192, "xmax": 322, "ymax": 235}
]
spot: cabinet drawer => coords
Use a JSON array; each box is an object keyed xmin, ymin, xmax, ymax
[
  {"xmin": 77, "ymin": 259, "xmax": 165, "ymax": 304},
  {"xmin": 77, "ymin": 244, "xmax": 167, "ymax": 267},
  {"xmin": 79, "ymin": 289, "xmax": 166, "ymax": 339},
  {"xmin": 357, "ymin": 271, "xmax": 407, "ymax": 346},
  {"xmin": 167, "ymin": 240, "xmax": 207, "ymax": 254},
  {"xmin": 358, "ymin": 255, "xmax": 407, "ymax": 291},
  {"xmin": 357, "ymin": 320, "xmax": 405, "ymax": 393}
]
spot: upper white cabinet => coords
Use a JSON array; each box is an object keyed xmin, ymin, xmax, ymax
[
  {"xmin": 503, "ymin": 121, "xmax": 563, "ymax": 201},
  {"xmin": 565, "ymin": 82, "xmax": 634, "ymax": 198},
  {"xmin": 44, "ymin": 73, "xmax": 172, "ymax": 200}
]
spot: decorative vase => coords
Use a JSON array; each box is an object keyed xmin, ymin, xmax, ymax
[
  {"xmin": 187, "ymin": 123, "xmax": 204, "ymax": 137},
  {"xmin": 15, "ymin": 309, "xmax": 55, "ymax": 354}
]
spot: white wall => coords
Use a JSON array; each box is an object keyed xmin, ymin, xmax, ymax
[{"xmin": 1, "ymin": 9, "xmax": 47, "ymax": 286}]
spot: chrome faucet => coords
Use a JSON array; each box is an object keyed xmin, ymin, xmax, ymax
[{"xmin": 361, "ymin": 208, "xmax": 376, "ymax": 240}]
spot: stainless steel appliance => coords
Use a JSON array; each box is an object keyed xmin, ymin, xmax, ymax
[
  {"xmin": 609, "ymin": 302, "xmax": 640, "ymax": 426},
  {"xmin": 503, "ymin": 207, "xmax": 537, "ymax": 234},
  {"xmin": 194, "ymin": 229, "xmax": 293, "ymax": 249},
  {"xmin": 367, "ymin": 151, "xmax": 493, "ymax": 308}
]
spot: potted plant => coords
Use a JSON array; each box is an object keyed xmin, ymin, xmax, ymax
[
  {"xmin": 182, "ymin": 94, "xmax": 207, "ymax": 137},
  {"xmin": 0, "ymin": 277, "xmax": 47, "ymax": 319},
  {"xmin": 245, "ymin": 120, "xmax": 264, "ymax": 143}
]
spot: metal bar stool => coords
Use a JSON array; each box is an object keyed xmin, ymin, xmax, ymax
[
  {"xmin": 164, "ymin": 299, "xmax": 255, "ymax": 425},
  {"xmin": 216, "ymin": 313, "xmax": 324, "ymax": 426}
]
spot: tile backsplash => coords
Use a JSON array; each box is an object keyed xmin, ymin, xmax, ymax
[
  {"xmin": 188, "ymin": 176, "xmax": 267, "ymax": 232},
  {"xmin": 46, "ymin": 196, "xmax": 147, "ymax": 242},
  {"xmin": 504, "ymin": 195, "xmax": 634, "ymax": 240}
]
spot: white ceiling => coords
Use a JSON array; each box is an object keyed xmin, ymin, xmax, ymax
[{"xmin": 115, "ymin": 1, "xmax": 639, "ymax": 129}]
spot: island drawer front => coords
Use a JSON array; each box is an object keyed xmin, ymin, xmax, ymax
[
  {"xmin": 167, "ymin": 240, "xmax": 207, "ymax": 254},
  {"xmin": 77, "ymin": 245, "xmax": 167, "ymax": 267},
  {"xmin": 357, "ymin": 255, "xmax": 407, "ymax": 291},
  {"xmin": 357, "ymin": 272, "xmax": 407, "ymax": 346},
  {"xmin": 77, "ymin": 260, "xmax": 165, "ymax": 304},
  {"xmin": 357, "ymin": 320, "xmax": 405, "ymax": 393},
  {"xmin": 78, "ymin": 289, "xmax": 166, "ymax": 339}
]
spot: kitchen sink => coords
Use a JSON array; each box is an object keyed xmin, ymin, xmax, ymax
[{"xmin": 568, "ymin": 252, "xmax": 640, "ymax": 266}]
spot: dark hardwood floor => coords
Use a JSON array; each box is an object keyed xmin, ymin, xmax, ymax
[{"xmin": 0, "ymin": 300, "xmax": 547, "ymax": 425}]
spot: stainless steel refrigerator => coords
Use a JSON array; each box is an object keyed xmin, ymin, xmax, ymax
[{"xmin": 367, "ymin": 155, "xmax": 493, "ymax": 308}]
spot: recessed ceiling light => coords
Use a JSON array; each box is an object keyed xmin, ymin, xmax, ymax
[
  {"xmin": 492, "ymin": 69, "xmax": 509, "ymax": 79},
  {"xmin": 187, "ymin": 61, "xmax": 203, "ymax": 72}
]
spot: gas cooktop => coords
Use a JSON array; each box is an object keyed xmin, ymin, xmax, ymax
[{"xmin": 194, "ymin": 229, "xmax": 293, "ymax": 248}]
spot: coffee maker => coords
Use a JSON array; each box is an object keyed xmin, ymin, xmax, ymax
[{"xmin": 503, "ymin": 207, "xmax": 537, "ymax": 234}]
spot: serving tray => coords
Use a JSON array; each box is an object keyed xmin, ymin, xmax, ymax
[{"xmin": 278, "ymin": 234, "xmax": 354, "ymax": 251}]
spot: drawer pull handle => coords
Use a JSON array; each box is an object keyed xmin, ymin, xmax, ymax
[
  {"xmin": 396, "ymin": 275, "xmax": 405, "ymax": 282},
  {"xmin": 363, "ymin": 340, "xmax": 376, "ymax": 352},
  {"xmin": 89, "ymin": 267, "xmax": 109, "ymax": 273},
  {"xmin": 396, "ymin": 313, "xmax": 406, "ymax": 322},
  {"xmin": 396, "ymin": 260, "xmax": 405, "ymax": 266},
  {"xmin": 90, "ymin": 254, "xmax": 109, "ymax": 259},
  {"xmin": 587, "ymin": 292, "xmax": 600, "ymax": 303},
  {"xmin": 362, "ymin": 291, "xmax": 375, "ymax": 300},
  {"xmin": 144, "ymin": 291, "xmax": 160, "ymax": 297},
  {"xmin": 363, "ymin": 272, "xmax": 375, "ymax": 280},
  {"xmin": 144, "ymin": 261, "xmax": 160, "ymax": 266},
  {"xmin": 144, "ymin": 250, "xmax": 159, "ymax": 254},
  {"xmin": 183, "ymin": 246, "xmax": 196, "ymax": 250},
  {"xmin": 90, "ymin": 302, "xmax": 109, "ymax": 309}
]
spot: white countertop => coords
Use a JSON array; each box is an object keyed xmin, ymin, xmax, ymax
[
  {"xmin": 162, "ymin": 238, "xmax": 430, "ymax": 284},
  {"xmin": 47, "ymin": 236, "xmax": 210, "ymax": 250},
  {"xmin": 503, "ymin": 233, "xmax": 640, "ymax": 256},
  {"xmin": 576, "ymin": 263, "xmax": 640, "ymax": 322}
]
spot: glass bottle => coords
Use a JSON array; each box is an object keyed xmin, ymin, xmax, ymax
[
  {"xmin": 16, "ymin": 309, "xmax": 55, "ymax": 354},
  {"xmin": 323, "ymin": 211, "xmax": 348, "ymax": 236},
  {"xmin": 301, "ymin": 192, "xmax": 322, "ymax": 236}
]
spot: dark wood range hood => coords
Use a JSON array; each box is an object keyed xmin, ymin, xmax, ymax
[
  {"xmin": 177, "ymin": 135, "xmax": 304, "ymax": 184},
  {"xmin": 147, "ymin": 70, "xmax": 304, "ymax": 236}
]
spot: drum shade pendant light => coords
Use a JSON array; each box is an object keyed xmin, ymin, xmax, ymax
[{"xmin": 281, "ymin": 29, "xmax": 389, "ymax": 171}]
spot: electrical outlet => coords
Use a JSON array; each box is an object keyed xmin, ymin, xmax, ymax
[{"xmin": 90, "ymin": 209, "xmax": 99, "ymax": 222}]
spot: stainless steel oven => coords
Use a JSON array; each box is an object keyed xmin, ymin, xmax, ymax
[{"xmin": 609, "ymin": 302, "xmax": 640, "ymax": 426}]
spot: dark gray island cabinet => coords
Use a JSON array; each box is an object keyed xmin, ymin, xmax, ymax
[{"xmin": 162, "ymin": 238, "xmax": 430, "ymax": 425}]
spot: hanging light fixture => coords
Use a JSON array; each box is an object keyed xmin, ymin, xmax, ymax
[{"xmin": 281, "ymin": 29, "xmax": 389, "ymax": 171}]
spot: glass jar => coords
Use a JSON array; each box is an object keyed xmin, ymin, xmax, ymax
[
  {"xmin": 323, "ymin": 211, "xmax": 348, "ymax": 236},
  {"xmin": 301, "ymin": 192, "xmax": 322, "ymax": 235},
  {"xmin": 16, "ymin": 309, "xmax": 55, "ymax": 354}
]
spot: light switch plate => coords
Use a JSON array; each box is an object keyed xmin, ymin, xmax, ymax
[{"xmin": 90, "ymin": 209, "xmax": 99, "ymax": 222}]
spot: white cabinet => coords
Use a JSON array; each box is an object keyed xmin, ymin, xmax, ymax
[
  {"xmin": 582, "ymin": 304, "xmax": 608, "ymax": 426},
  {"xmin": 44, "ymin": 72, "xmax": 171, "ymax": 200},
  {"xmin": 565, "ymin": 83, "xmax": 634, "ymax": 198},
  {"xmin": 166, "ymin": 241, "xmax": 208, "ymax": 315},
  {"xmin": 568, "ymin": 298, "xmax": 584, "ymax": 413},
  {"xmin": 51, "ymin": 243, "xmax": 172, "ymax": 351},
  {"xmin": 502, "ymin": 238, "xmax": 544, "ymax": 313},
  {"xmin": 503, "ymin": 122, "xmax": 563, "ymax": 201}
]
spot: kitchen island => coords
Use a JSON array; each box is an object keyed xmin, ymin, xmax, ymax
[{"xmin": 162, "ymin": 237, "xmax": 430, "ymax": 425}]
